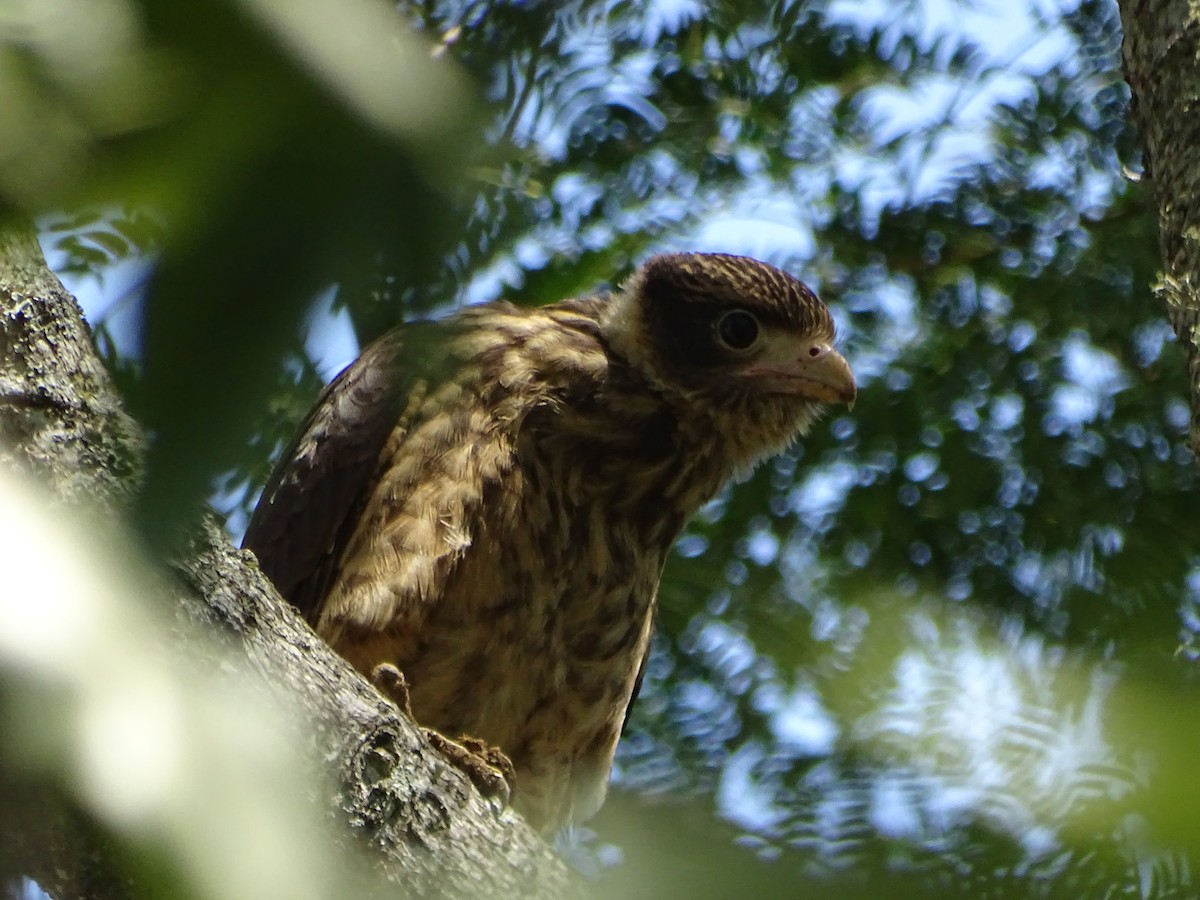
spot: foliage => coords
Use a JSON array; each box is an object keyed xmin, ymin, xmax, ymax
[{"xmin": 8, "ymin": 0, "xmax": 1199, "ymax": 895}]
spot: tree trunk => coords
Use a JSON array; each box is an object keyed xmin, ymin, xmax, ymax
[
  {"xmin": 0, "ymin": 224, "xmax": 584, "ymax": 899},
  {"xmin": 1119, "ymin": 0, "xmax": 1200, "ymax": 455}
]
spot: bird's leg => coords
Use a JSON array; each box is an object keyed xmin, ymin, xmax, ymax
[
  {"xmin": 421, "ymin": 730, "xmax": 516, "ymax": 806},
  {"xmin": 370, "ymin": 661, "xmax": 416, "ymax": 718},
  {"xmin": 371, "ymin": 663, "xmax": 515, "ymax": 806}
]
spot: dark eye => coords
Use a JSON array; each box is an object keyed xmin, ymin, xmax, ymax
[{"xmin": 716, "ymin": 309, "xmax": 761, "ymax": 351}]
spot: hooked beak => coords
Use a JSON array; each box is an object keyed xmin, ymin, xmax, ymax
[{"xmin": 739, "ymin": 343, "xmax": 857, "ymax": 408}]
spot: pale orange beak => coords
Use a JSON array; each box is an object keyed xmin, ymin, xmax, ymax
[{"xmin": 740, "ymin": 343, "xmax": 857, "ymax": 408}]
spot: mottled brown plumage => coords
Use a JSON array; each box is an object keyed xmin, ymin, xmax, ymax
[{"xmin": 243, "ymin": 252, "xmax": 855, "ymax": 831}]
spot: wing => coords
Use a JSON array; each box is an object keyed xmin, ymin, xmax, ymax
[
  {"xmin": 242, "ymin": 322, "xmax": 447, "ymax": 622},
  {"xmin": 245, "ymin": 297, "xmax": 613, "ymax": 660},
  {"xmin": 619, "ymin": 607, "xmax": 653, "ymax": 739}
]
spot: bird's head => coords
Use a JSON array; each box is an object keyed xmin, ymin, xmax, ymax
[{"xmin": 601, "ymin": 252, "xmax": 856, "ymax": 472}]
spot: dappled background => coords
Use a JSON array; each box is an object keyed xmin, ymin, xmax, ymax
[{"xmin": 21, "ymin": 0, "xmax": 1200, "ymax": 896}]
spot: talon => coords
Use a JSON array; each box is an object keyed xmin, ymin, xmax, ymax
[
  {"xmin": 423, "ymin": 729, "xmax": 514, "ymax": 807},
  {"xmin": 371, "ymin": 663, "xmax": 414, "ymax": 718},
  {"xmin": 459, "ymin": 735, "xmax": 517, "ymax": 790},
  {"xmin": 370, "ymin": 667, "xmax": 512, "ymax": 806}
]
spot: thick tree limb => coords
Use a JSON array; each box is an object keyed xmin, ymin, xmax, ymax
[
  {"xmin": 1119, "ymin": 1, "xmax": 1200, "ymax": 454},
  {"xmin": 0, "ymin": 224, "xmax": 584, "ymax": 899},
  {"xmin": 0, "ymin": 228, "xmax": 143, "ymax": 505}
]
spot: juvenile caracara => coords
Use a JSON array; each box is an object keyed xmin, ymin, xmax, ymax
[{"xmin": 244, "ymin": 252, "xmax": 856, "ymax": 832}]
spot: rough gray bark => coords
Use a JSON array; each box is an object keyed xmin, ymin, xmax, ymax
[
  {"xmin": 1119, "ymin": 1, "xmax": 1200, "ymax": 454},
  {"xmin": 0, "ymin": 224, "xmax": 585, "ymax": 899},
  {"xmin": 0, "ymin": 228, "xmax": 144, "ymax": 505}
]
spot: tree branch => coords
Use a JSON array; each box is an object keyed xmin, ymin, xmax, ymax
[{"xmin": 1119, "ymin": 0, "xmax": 1200, "ymax": 455}]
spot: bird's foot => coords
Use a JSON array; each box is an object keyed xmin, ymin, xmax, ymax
[
  {"xmin": 371, "ymin": 663, "xmax": 515, "ymax": 806},
  {"xmin": 422, "ymin": 730, "xmax": 515, "ymax": 807},
  {"xmin": 370, "ymin": 662, "xmax": 416, "ymax": 719}
]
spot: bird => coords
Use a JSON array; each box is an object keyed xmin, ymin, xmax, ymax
[{"xmin": 242, "ymin": 252, "xmax": 856, "ymax": 833}]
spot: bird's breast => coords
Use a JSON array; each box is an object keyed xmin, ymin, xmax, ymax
[
  {"xmin": 399, "ymin": 420, "xmax": 717, "ymax": 828},
  {"xmin": 403, "ymin": 460, "xmax": 667, "ymax": 729}
]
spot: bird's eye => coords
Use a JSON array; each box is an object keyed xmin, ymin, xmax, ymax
[{"xmin": 715, "ymin": 309, "xmax": 761, "ymax": 351}]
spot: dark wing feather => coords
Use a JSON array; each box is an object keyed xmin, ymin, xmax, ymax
[
  {"xmin": 620, "ymin": 639, "xmax": 650, "ymax": 737},
  {"xmin": 242, "ymin": 323, "xmax": 442, "ymax": 621}
]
